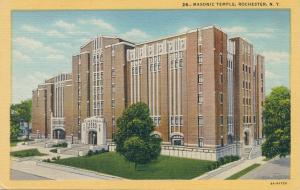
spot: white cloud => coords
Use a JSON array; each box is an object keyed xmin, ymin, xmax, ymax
[
  {"xmin": 79, "ymin": 18, "xmax": 115, "ymax": 32},
  {"xmin": 14, "ymin": 37, "xmax": 43, "ymax": 50},
  {"xmin": 46, "ymin": 30, "xmax": 65, "ymax": 38},
  {"xmin": 13, "ymin": 71, "xmax": 51, "ymax": 103},
  {"xmin": 121, "ymin": 29, "xmax": 150, "ymax": 42},
  {"xmin": 222, "ymin": 26, "xmax": 274, "ymax": 39},
  {"xmin": 55, "ymin": 20, "xmax": 75, "ymax": 31},
  {"xmin": 262, "ymin": 51, "xmax": 289, "ymax": 63},
  {"xmin": 46, "ymin": 54, "xmax": 69, "ymax": 63},
  {"xmin": 177, "ymin": 26, "xmax": 191, "ymax": 33},
  {"xmin": 14, "ymin": 36, "xmax": 60, "ymax": 54},
  {"xmin": 222, "ymin": 26, "xmax": 247, "ymax": 33},
  {"xmin": 265, "ymin": 70, "xmax": 277, "ymax": 79},
  {"xmin": 13, "ymin": 50, "xmax": 31, "ymax": 62},
  {"xmin": 21, "ymin": 25, "xmax": 42, "ymax": 33}
]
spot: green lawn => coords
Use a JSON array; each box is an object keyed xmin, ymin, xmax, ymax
[
  {"xmin": 10, "ymin": 148, "xmax": 47, "ymax": 158},
  {"xmin": 54, "ymin": 152, "xmax": 215, "ymax": 179},
  {"xmin": 226, "ymin": 163, "xmax": 261, "ymax": 179},
  {"xmin": 10, "ymin": 139, "xmax": 33, "ymax": 147}
]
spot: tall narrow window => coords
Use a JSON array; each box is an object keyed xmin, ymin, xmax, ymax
[
  {"xmin": 198, "ymin": 54, "xmax": 203, "ymax": 64},
  {"xmin": 198, "ymin": 74, "xmax": 203, "ymax": 83},
  {"xmin": 198, "ymin": 93, "xmax": 203, "ymax": 104},
  {"xmin": 220, "ymin": 93, "xmax": 223, "ymax": 104}
]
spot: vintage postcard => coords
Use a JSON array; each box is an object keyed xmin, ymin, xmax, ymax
[{"xmin": 0, "ymin": 0, "xmax": 298, "ymax": 189}]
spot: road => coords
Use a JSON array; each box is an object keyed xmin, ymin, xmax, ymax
[{"xmin": 241, "ymin": 156, "xmax": 290, "ymax": 179}]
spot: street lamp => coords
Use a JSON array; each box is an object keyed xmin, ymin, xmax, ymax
[{"xmin": 71, "ymin": 133, "xmax": 74, "ymax": 144}]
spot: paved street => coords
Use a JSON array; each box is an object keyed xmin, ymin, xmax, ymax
[
  {"xmin": 241, "ymin": 156, "xmax": 290, "ymax": 179},
  {"xmin": 11, "ymin": 169, "xmax": 50, "ymax": 180}
]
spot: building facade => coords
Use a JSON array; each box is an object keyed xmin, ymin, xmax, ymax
[{"xmin": 31, "ymin": 26, "xmax": 265, "ymax": 160}]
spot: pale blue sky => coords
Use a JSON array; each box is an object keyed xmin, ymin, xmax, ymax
[{"xmin": 12, "ymin": 10, "xmax": 290, "ymax": 103}]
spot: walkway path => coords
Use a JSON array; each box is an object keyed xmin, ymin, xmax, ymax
[
  {"xmin": 241, "ymin": 156, "xmax": 290, "ymax": 179},
  {"xmin": 11, "ymin": 159, "xmax": 123, "ymax": 180},
  {"xmin": 194, "ymin": 156, "xmax": 266, "ymax": 180}
]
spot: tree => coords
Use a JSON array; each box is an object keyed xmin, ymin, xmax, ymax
[
  {"xmin": 10, "ymin": 99, "xmax": 32, "ymax": 139},
  {"xmin": 262, "ymin": 86, "xmax": 290, "ymax": 158},
  {"xmin": 115, "ymin": 102, "xmax": 162, "ymax": 170},
  {"xmin": 11, "ymin": 123, "xmax": 21, "ymax": 141}
]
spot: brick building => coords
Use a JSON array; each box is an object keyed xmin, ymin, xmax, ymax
[{"xmin": 31, "ymin": 26, "xmax": 265, "ymax": 160}]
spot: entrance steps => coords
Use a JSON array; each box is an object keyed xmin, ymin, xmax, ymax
[
  {"xmin": 242, "ymin": 147, "xmax": 252, "ymax": 159},
  {"xmin": 58, "ymin": 144, "xmax": 91, "ymax": 156}
]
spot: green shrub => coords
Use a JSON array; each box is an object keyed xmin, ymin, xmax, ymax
[
  {"xmin": 86, "ymin": 149, "xmax": 108, "ymax": 156},
  {"xmin": 52, "ymin": 142, "xmax": 68, "ymax": 148},
  {"xmin": 50, "ymin": 149, "xmax": 57, "ymax": 153},
  {"xmin": 43, "ymin": 158, "xmax": 51, "ymax": 162},
  {"xmin": 10, "ymin": 148, "xmax": 47, "ymax": 158}
]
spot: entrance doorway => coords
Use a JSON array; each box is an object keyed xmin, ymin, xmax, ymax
[
  {"xmin": 244, "ymin": 131, "xmax": 249, "ymax": 146},
  {"xmin": 88, "ymin": 131, "xmax": 97, "ymax": 145},
  {"xmin": 52, "ymin": 129, "xmax": 65, "ymax": 139}
]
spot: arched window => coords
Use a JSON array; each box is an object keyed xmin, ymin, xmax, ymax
[{"xmin": 171, "ymin": 135, "xmax": 184, "ymax": 146}]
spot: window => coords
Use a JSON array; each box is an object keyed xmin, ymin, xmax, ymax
[
  {"xmin": 179, "ymin": 116, "xmax": 183, "ymax": 125},
  {"xmin": 198, "ymin": 116, "xmax": 204, "ymax": 126},
  {"xmin": 198, "ymin": 54, "xmax": 203, "ymax": 64},
  {"xmin": 220, "ymin": 73, "xmax": 223, "ymax": 83},
  {"xmin": 220, "ymin": 115, "xmax": 224, "ymax": 125},
  {"xmin": 198, "ymin": 74, "xmax": 203, "ymax": 83},
  {"xmin": 111, "ymin": 100, "xmax": 115, "ymax": 108},
  {"xmin": 175, "ymin": 116, "xmax": 178, "ymax": 125},
  {"xmin": 112, "ymin": 47, "xmax": 115, "ymax": 56},
  {"xmin": 179, "ymin": 51, "xmax": 183, "ymax": 58},
  {"xmin": 220, "ymin": 93, "xmax": 223, "ymax": 104},
  {"xmin": 198, "ymin": 138, "xmax": 204, "ymax": 147},
  {"xmin": 219, "ymin": 53, "xmax": 223, "ymax": 64},
  {"xmin": 179, "ymin": 59, "xmax": 183, "ymax": 67},
  {"xmin": 198, "ymin": 93, "xmax": 203, "ymax": 104}
]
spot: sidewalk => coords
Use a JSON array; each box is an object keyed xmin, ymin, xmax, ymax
[
  {"xmin": 11, "ymin": 159, "xmax": 123, "ymax": 180},
  {"xmin": 194, "ymin": 156, "xmax": 266, "ymax": 180}
]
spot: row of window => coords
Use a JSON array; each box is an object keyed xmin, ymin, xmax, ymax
[
  {"xmin": 93, "ymin": 54, "xmax": 104, "ymax": 63},
  {"xmin": 170, "ymin": 59, "xmax": 183, "ymax": 69},
  {"xmin": 150, "ymin": 63, "xmax": 161, "ymax": 72},
  {"xmin": 242, "ymin": 64, "xmax": 252, "ymax": 74},
  {"xmin": 243, "ymin": 97, "xmax": 252, "ymax": 105},
  {"xmin": 149, "ymin": 55, "xmax": 161, "ymax": 63},
  {"xmin": 170, "ymin": 115, "xmax": 183, "ymax": 126},
  {"xmin": 132, "ymin": 66, "xmax": 142, "ymax": 75},
  {"xmin": 243, "ymin": 115, "xmax": 254, "ymax": 124},
  {"xmin": 151, "ymin": 116, "xmax": 161, "ymax": 126},
  {"xmin": 243, "ymin": 81, "xmax": 251, "ymax": 89}
]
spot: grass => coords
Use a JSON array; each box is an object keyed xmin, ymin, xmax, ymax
[
  {"xmin": 226, "ymin": 163, "xmax": 261, "ymax": 179},
  {"xmin": 54, "ymin": 152, "xmax": 215, "ymax": 179},
  {"xmin": 10, "ymin": 148, "xmax": 47, "ymax": 158},
  {"xmin": 10, "ymin": 138, "xmax": 33, "ymax": 147}
]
